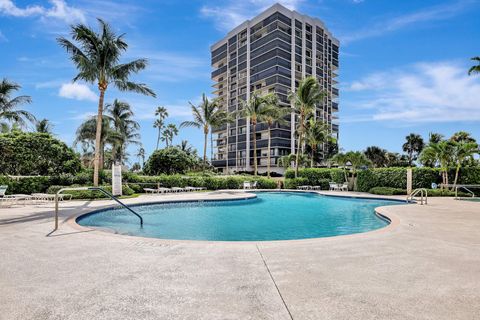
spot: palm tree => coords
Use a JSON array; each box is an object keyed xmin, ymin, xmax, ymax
[
  {"xmin": 345, "ymin": 151, "xmax": 371, "ymax": 190},
  {"xmin": 136, "ymin": 147, "xmax": 145, "ymax": 168},
  {"xmin": 105, "ymin": 99, "xmax": 140, "ymax": 164},
  {"xmin": 468, "ymin": 57, "xmax": 480, "ymax": 75},
  {"xmin": 450, "ymin": 131, "xmax": 476, "ymax": 144},
  {"xmin": 402, "ymin": 133, "xmax": 424, "ymax": 166},
  {"xmin": 0, "ymin": 78, "xmax": 35, "ymax": 129},
  {"xmin": 240, "ymin": 92, "xmax": 277, "ymax": 175},
  {"xmin": 258, "ymin": 96, "xmax": 290, "ymax": 177},
  {"xmin": 331, "ymin": 152, "xmax": 349, "ymax": 183},
  {"xmin": 74, "ymin": 115, "xmax": 118, "ymax": 169},
  {"xmin": 58, "ymin": 19, "xmax": 155, "ymax": 186},
  {"xmin": 35, "ymin": 119, "xmax": 53, "ymax": 134},
  {"xmin": 305, "ymin": 118, "xmax": 334, "ymax": 168},
  {"xmin": 180, "ymin": 94, "xmax": 229, "ymax": 166},
  {"xmin": 278, "ymin": 153, "xmax": 308, "ymax": 170},
  {"xmin": 364, "ymin": 146, "xmax": 388, "ymax": 168},
  {"xmin": 420, "ymin": 141, "xmax": 455, "ymax": 188},
  {"xmin": 429, "ymin": 132, "xmax": 444, "ymax": 144},
  {"xmin": 288, "ymin": 76, "xmax": 324, "ymax": 177},
  {"xmin": 179, "ymin": 140, "xmax": 196, "ymax": 156},
  {"xmin": 451, "ymin": 141, "xmax": 479, "ymax": 189},
  {"xmin": 154, "ymin": 106, "xmax": 168, "ymax": 150},
  {"xmin": 161, "ymin": 123, "xmax": 178, "ymax": 147}
]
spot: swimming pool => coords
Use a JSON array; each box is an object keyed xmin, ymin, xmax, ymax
[{"xmin": 76, "ymin": 192, "xmax": 403, "ymax": 241}]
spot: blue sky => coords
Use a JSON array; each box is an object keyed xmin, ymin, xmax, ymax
[{"xmin": 1, "ymin": 0, "xmax": 479, "ymax": 164}]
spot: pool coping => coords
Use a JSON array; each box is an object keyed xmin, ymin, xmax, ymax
[{"xmin": 66, "ymin": 190, "xmax": 404, "ymax": 245}]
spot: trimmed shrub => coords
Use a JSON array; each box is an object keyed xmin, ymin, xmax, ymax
[
  {"xmin": 284, "ymin": 177, "xmax": 308, "ymax": 189},
  {"xmin": 285, "ymin": 168, "xmax": 345, "ymax": 186},
  {"xmin": 369, "ymin": 187, "xmax": 406, "ymax": 195},
  {"xmin": 46, "ymin": 184, "xmax": 134, "ymax": 199}
]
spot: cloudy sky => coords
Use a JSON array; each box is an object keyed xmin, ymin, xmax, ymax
[{"xmin": 1, "ymin": 0, "xmax": 479, "ymax": 162}]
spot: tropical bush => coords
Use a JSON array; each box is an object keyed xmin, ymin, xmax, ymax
[
  {"xmin": 285, "ymin": 168, "xmax": 345, "ymax": 183},
  {"xmin": 143, "ymin": 147, "xmax": 199, "ymax": 175},
  {"xmin": 0, "ymin": 132, "xmax": 81, "ymax": 175},
  {"xmin": 368, "ymin": 187, "xmax": 406, "ymax": 195},
  {"xmin": 46, "ymin": 184, "xmax": 135, "ymax": 199}
]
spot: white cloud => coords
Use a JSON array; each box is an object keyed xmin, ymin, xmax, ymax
[
  {"xmin": 0, "ymin": 0, "xmax": 85, "ymax": 23},
  {"xmin": 342, "ymin": 61, "xmax": 480, "ymax": 123},
  {"xmin": 340, "ymin": 0, "xmax": 474, "ymax": 44},
  {"xmin": 201, "ymin": 0, "xmax": 304, "ymax": 31},
  {"xmin": 59, "ymin": 83, "xmax": 97, "ymax": 102}
]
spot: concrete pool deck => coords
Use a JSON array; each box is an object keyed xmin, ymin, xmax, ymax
[{"xmin": 1, "ymin": 190, "xmax": 479, "ymax": 319}]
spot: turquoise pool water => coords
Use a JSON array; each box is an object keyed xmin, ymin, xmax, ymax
[{"xmin": 77, "ymin": 192, "xmax": 402, "ymax": 241}]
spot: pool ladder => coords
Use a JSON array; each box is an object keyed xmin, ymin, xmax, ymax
[
  {"xmin": 54, "ymin": 187, "xmax": 143, "ymax": 230},
  {"xmin": 407, "ymin": 188, "xmax": 428, "ymax": 205}
]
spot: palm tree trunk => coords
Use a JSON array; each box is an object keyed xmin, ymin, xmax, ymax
[
  {"xmin": 203, "ymin": 129, "xmax": 208, "ymax": 166},
  {"xmin": 453, "ymin": 163, "xmax": 461, "ymax": 190},
  {"xmin": 295, "ymin": 111, "xmax": 304, "ymax": 178},
  {"xmin": 156, "ymin": 129, "xmax": 160, "ymax": 150},
  {"xmin": 311, "ymin": 146, "xmax": 316, "ymax": 168},
  {"xmin": 253, "ymin": 120, "xmax": 257, "ymax": 176},
  {"xmin": 93, "ymin": 89, "xmax": 105, "ymax": 187},
  {"xmin": 267, "ymin": 125, "xmax": 272, "ymax": 178}
]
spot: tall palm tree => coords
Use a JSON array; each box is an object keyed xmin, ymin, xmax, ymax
[
  {"xmin": 35, "ymin": 119, "xmax": 53, "ymax": 134},
  {"xmin": 179, "ymin": 140, "xmax": 196, "ymax": 156},
  {"xmin": 105, "ymin": 99, "xmax": 140, "ymax": 164},
  {"xmin": 161, "ymin": 123, "xmax": 178, "ymax": 147},
  {"xmin": 0, "ymin": 78, "xmax": 35, "ymax": 129},
  {"xmin": 180, "ymin": 94, "xmax": 229, "ymax": 166},
  {"xmin": 332, "ymin": 152, "xmax": 349, "ymax": 183},
  {"xmin": 154, "ymin": 106, "xmax": 168, "ymax": 150},
  {"xmin": 240, "ymin": 92, "xmax": 277, "ymax": 175},
  {"xmin": 58, "ymin": 19, "xmax": 155, "ymax": 186},
  {"xmin": 402, "ymin": 133, "xmax": 424, "ymax": 166},
  {"xmin": 288, "ymin": 76, "xmax": 324, "ymax": 177},
  {"xmin": 258, "ymin": 96, "xmax": 289, "ymax": 177},
  {"xmin": 305, "ymin": 118, "xmax": 334, "ymax": 168},
  {"xmin": 468, "ymin": 57, "xmax": 480, "ymax": 75},
  {"xmin": 429, "ymin": 132, "xmax": 444, "ymax": 144},
  {"xmin": 136, "ymin": 147, "xmax": 145, "ymax": 168},
  {"xmin": 345, "ymin": 151, "xmax": 371, "ymax": 190},
  {"xmin": 450, "ymin": 131, "xmax": 476, "ymax": 144},
  {"xmin": 364, "ymin": 146, "xmax": 388, "ymax": 168}
]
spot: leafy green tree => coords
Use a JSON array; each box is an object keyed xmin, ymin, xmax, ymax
[
  {"xmin": 429, "ymin": 132, "xmax": 444, "ymax": 144},
  {"xmin": 180, "ymin": 94, "xmax": 229, "ymax": 166},
  {"xmin": 0, "ymin": 131, "xmax": 81, "ymax": 175},
  {"xmin": 153, "ymin": 106, "xmax": 168, "ymax": 150},
  {"xmin": 143, "ymin": 147, "xmax": 197, "ymax": 175},
  {"xmin": 364, "ymin": 146, "xmax": 388, "ymax": 168},
  {"xmin": 240, "ymin": 92, "xmax": 277, "ymax": 175},
  {"xmin": 468, "ymin": 57, "xmax": 480, "ymax": 75},
  {"xmin": 278, "ymin": 153, "xmax": 308, "ymax": 171},
  {"xmin": 305, "ymin": 118, "xmax": 335, "ymax": 168},
  {"xmin": 288, "ymin": 76, "xmax": 324, "ymax": 177},
  {"xmin": 331, "ymin": 152, "xmax": 349, "ymax": 182},
  {"xmin": 35, "ymin": 119, "xmax": 53, "ymax": 134},
  {"xmin": 58, "ymin": 19, "xmax": 155, "ymax": 186},
  {"xmin": 178, "ymin": 140, "xmax": 197, "ymax": 157},
  {"xmin": 0, "ymin": 78, "xmax": 35, "ymax": 130},
  {"xmin": 385, "ymin": 152, "xmax": 410, "ymax": 167},
  {"xmin": 402, "ymin": 133, "xmax": 424, "ymax": 166}
]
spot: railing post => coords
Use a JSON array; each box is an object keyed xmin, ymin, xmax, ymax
[{"xmin": 54, "ymin": 193, "xmax": 59, "ymax": 230}]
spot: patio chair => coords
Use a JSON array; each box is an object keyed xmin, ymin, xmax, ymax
[
  {"xmin": 339, "ymin": 183, "xmax": 348, "ymax": 191},
  {"xmin": 143, "ymin": 188, "xmax": 157, "ymax": 194},
  {"xmin": 157, "ymin": 188, "xmax": 172, "ymax": 194},
  {"xmin": 329, "ymin": 182, "xmax": 339, "ymax": 191},
  {"xmin": 251, "ymin": 181, "xmax": 258, "ymax": 189},
  {"xmin": 243, "ymin": 181, "xmax": 251, "ymax": 189},
  {"xmin": 171, "ymin": 187, "xmax": 185, "ymax": 193},
  {"xmin": 312, "ymin": 186, "xmax": 321, "ymax": 190}
]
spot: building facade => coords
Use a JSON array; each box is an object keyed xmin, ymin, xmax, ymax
[{"xmin": 210, "ymin": 4, "xmax": 339, "ymax": 174}]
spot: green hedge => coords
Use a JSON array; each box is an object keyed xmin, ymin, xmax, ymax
[
  {"xmin": 285, "ymin": 168, "xmax": 345, "ymax": 185},
  {"xmin": 368, "ymin": 187, "xmax": 468, "ymax": 197},
  {"xmin": 46, "ymin": 185, "xmax": 135, "ymax": 199},
  {"xmin": 358, "ymin": 167, "xmax": 480, "ymax": 193}
]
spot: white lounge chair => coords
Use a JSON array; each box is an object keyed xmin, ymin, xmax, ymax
[
  {"xmin": 243, "ymin": 181, "xmax": 251, "ymax": 189},
  {"xmin": 312, "ymin": 186, "xmax": 321, "ymax": 190},
  {"xmin": 329, "ymin": 182, "xmax": 339, "ymax": 191},
  {"xmin": 339, "ymin": 183, "xmax": 348, "ymax": 191},
  {"xmin": 143, "ymin": 188, "xmax": 157, "ymax": 194},
  {"xmin": 0, "ymin": 185, "xmax": 7, "ymax": 197},
  {"xmin": 251, "ymin": 181, "xmax": 258, "ymax": 189},
  {"xmin": 171, "ymin": 187, "xmax": 185, "ymax": 193}
]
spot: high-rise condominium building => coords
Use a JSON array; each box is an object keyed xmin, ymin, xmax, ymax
[{"xmin": 210, "ymin": 3, "xmax": 339, "ymax": 174}]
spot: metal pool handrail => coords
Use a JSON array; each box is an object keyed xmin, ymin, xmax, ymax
[
  {"xmin": 407, "ymin": 188, "xmax": 428, "ymax": 205},
  {"xmin": 54, "ymin": 187, "xmax": 143, "ymax": 230}
]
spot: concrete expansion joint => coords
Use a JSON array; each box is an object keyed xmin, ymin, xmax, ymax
[{"xmin": 256, "ymin": 244, "xmax": 294, "ymax": 320}]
